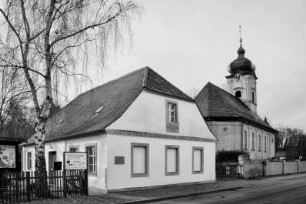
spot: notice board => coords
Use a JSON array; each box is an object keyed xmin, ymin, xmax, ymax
[{"xmin": 63, "ymin": 152, "xmax": 87, "ymax": 170}]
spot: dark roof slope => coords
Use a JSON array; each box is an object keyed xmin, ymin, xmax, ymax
[
  {"xmin": 195, "ymin": 82, "xmax": 276, "ymax": 133},
  {"xmin": 43, "ymin": 67, "xmax": 193, "ymax": 141}
]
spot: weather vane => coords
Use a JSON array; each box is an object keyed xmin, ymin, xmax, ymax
[{"xmin": 239, "ymin": 25, "xmax": 243, "ymax": 45}]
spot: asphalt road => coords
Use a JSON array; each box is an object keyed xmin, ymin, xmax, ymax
[{"xmin": 155, "ymin": 175, "xmax": 306, "ymax": 204}]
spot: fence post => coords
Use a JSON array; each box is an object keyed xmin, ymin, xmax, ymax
[
  {"xmin": 84, "ymin": 170, "xmax": 88, "ymax": 196},
  {"xmin": 63, "ymin": 170, "xmax": 67, "ymax": 198},
  {"xmin": 16, "ymin": 173, "xmax": 20, "ymax": 202},
  {"xmin": 26, "ymin": 172, "xmax": 31, "ymax": 202}
]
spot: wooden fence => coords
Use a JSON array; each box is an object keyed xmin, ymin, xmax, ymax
[{"xmin": 0, "ymin": 170, "xmax": 88, "ymax": 203}]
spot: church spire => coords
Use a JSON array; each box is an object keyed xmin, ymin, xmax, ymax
[
  {"xmin": 237, "ymin": 25, "xmax": 245, "ymax": 58},
  {"xmin": 239, "ymin": 25, "xmax": 242, "ymax": 46}
]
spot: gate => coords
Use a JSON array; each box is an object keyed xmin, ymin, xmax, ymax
[
  {"xmin": 216, "ymin": 162, "xmax": 239, "ymax": 179},
  {"xmin": 0, "ymin": 170, "xmax": 88, "ymax": 203}
]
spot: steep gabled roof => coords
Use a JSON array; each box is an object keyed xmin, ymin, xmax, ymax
[
  {"xmin": 42, "ymin": 67, "xmax": 193, "ymax": 141},
  {"xmin": 195, "ymin": 82, "xmax": 276, "ymax": 133}
]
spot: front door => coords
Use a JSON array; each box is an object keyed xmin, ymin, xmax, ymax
[{"xmin": 49, "ymin": 151, "xmax": 56, "ymax": 171}]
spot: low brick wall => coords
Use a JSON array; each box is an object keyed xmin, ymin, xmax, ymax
[
  {"xmin": 284, "ymin": 161, "xmax": 298, "ymax": 174},
  {"xmin": 264, "ymin": 161, "xmax": 283, "ymax": 176},
  {"xmin": 298, "ymin": 161, "xmax": 306, "ymax": 173},
  {"xmin": 264, "ymin": 161, "xmax": 306, "ymax": 176}
]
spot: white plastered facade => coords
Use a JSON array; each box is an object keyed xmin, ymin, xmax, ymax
[{"xmin": 22, "ymin": 90, "xmax": 216, "ymax": 193}]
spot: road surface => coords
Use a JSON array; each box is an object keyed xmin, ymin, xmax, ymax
[{"xmin": 155, "ymin": 175, "xmax": 306, "ymax": 204}]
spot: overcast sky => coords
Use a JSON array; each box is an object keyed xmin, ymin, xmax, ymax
[
  {"xmin": 79, "ymin": 0, "xmax": 305, "ymax": 131},
  {"xmin": 2, "ymin": 1, "xmax": 304, "ymax": 131}
]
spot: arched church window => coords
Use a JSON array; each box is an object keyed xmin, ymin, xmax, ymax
[
  {"xmin": 252, "ymin": 91, "xmax": 255, "ymax": 103},
  {"xmin": 258, "ymin": 135, "xmax": 262, "ymax": 151},
  {"xmin": 252, "ymin": 133, "xmax": 255, "ymax": 150},
  {"xmin": 244, "ymin": 131, "xmax": 247, "ymax": 150},
  {"xmin": 235, "ymin": 91, "xmax": 241, "ymax": 98}
]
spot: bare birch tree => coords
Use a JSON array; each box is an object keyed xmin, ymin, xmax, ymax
[
  {"xmin": 0, "ymin": 67, "xmax": 31, "ymax": 134},
  {"xmin": 0, "ymin": 0, "xmax": 140, "ymax": 175}
]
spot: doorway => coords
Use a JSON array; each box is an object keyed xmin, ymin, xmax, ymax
[{"xmin": 48, "ymin": 151, "xmax": 57, "ymax": 171}]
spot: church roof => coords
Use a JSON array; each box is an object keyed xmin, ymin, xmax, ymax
[
  {"xmin": 27, "ymin": 67, "xmax": 193, "ymax": 143},
  {"xmin": 195, "ymin": 82, "xmax": 277, "ymax": 133}
]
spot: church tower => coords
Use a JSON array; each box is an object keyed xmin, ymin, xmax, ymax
[{"xmin": 226, "ymin": 27, "xmax": 257, "ymax": 113}]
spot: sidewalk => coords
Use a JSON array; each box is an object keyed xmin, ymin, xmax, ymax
[
  {"xmin": 105, "ymin": 173, "xmax": 306, "ymax": 203},
  {"xmin": 25, "ymin": 173, "xmax": 306, "ymax": 204}
]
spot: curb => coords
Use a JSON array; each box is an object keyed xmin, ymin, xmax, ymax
[{"xmin": 118, "ymin": 187, "xmax": 244, "ymax": 204}]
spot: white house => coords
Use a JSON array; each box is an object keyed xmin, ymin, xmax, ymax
[{"xmin": 22, "ymin": 67, "xmax": 217, "ymax": 193}]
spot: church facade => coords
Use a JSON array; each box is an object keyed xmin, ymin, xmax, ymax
[{"xmin": 196, "ymin": 39, "xmax": 277, "ymax": 160}]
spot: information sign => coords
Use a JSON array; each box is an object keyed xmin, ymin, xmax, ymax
[
  {"xmin": 64, "ymin": 152, "xmax": 87, "ymax": 170},
  {"xmin": 0, "ymin": 145, "xmax": 16, "ymax": 168}
]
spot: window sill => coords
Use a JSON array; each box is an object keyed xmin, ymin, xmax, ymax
[
  {"xmin": 131, "ymin": 173, "xmax": 149, "ymax": 178},
  {"xmin": 192, "ymin": 170, "xmax": 203, "ymax": 174},
  {"xmin": 88, "ymin": 172, "xmax": 97, "ymax": 177},
  {"xmin": 165, "ymin": 172, "xmax": 179, "ymax": 176}
]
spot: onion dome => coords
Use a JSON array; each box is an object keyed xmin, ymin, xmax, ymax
[{"xmin": 228, "ymin": 43, "xmax": 256, "ymax": 75}]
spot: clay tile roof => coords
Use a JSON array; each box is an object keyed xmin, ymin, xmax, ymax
[
  {"xmin": 41, "ymin": 66, "xmax": 193, "ymax": 142},
  {"xmin": 195, "ymin": 82, "xmax": 276, "ymax": 133}
]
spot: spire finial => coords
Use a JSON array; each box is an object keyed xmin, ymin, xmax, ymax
[
  {"xmin": 237, "ymin": 25, "xmax": 245, "ymax": 57},
  {"xmin": 239, "ymin": 25, "xmax": 243, "ymax": 46}
]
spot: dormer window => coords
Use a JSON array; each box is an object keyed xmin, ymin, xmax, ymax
[
  {"xmin": 95, "ymin": 106, "xmax": 104, "ymax": 113},
  {"xmin": 235, "ymin": 91, "xmax": 241, "ymax": 98},
  {"xmin": 92, "ymin": 106, "xmax": 104, "ymax": 118}
]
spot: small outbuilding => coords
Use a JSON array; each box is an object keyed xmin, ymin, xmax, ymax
[{"xmin": 22, "ymin": 67, "xmax": 217, "ymax": 193}]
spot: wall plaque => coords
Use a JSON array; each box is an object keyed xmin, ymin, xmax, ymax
[{"xmin": 115, "ymin": 156, "xmax": 125, "ymax": 165}]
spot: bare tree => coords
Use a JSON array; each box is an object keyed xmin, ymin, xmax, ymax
[
  {"xmin": 0, "ymin": 67, "xmax": 31, "ymax": 134},
  {"xmin": 0, "ymin": 0, "xmax": 140, "ymax": 175},
  {"xmin": 186, "ymin": 87, "xmax": 200, "ymax": 98}
]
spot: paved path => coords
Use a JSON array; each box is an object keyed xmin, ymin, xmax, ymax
[
  {"xmin": 154, "ymin": 174, "xmax": 306, "ymax": 204},
  {"xmin": 23, "ymin": 173, "xmax": 306, "ymax": 204}
]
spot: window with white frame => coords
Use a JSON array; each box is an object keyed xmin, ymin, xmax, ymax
[
  {"xmin": 165, "ymin": 146, "xmax": 179, "ymax": 175},
  {"xmin": 192, "ymin": 147, "xmax": 203, "ymax": 173},
  {"xmin": 131, "ymin": 143, "xmax": 149, "ymax": 177},
  {"xmin": 166, "ymin": 101, "xmax": 179, "ymax": 133},
  {"xmin": 86, "ymin": 145, "xmax": 97, "ymax": 174},
  {"xmin": 27, "ymin": 152, "xmax": 32, "ymax": 170}
]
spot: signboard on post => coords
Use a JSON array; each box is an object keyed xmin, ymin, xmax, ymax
[
  {"xmin": 0, "ymin": 145, "xmax": 16, "ymax": 168},
  {"xmin": 63, "ymin": 152, "xmax": 87, "ymax": 170}
]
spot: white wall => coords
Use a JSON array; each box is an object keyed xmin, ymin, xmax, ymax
[
  {"xmin": 242, "ymin": 123, "xmax": 275, "ymax": 160},
  {"xmin": 106, "ymin": 134, "xmax": 216, "ymax": 190},
  {"xmin": 206, "ymin": 121, "xmax": 242, "ymax": 151},
  {"xmin": 108, "ymin": 90, "xmax": 216, "ymax": 140}
]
